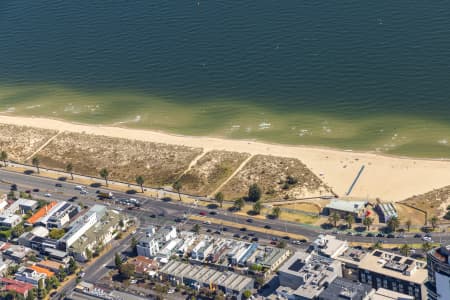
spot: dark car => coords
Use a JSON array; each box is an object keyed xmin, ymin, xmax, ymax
[
  {"xmin": 251, "ymin": 237, "xmax": 259, "ymax": 242},
  {"xmin": 32, "ymin": 188, "xmax": 40, "ymax": 192},
  {"xmin": 206, "ymin": 229, "xmax": 212, "ymax": 233},
  {"xmin": 414, "ymin": 233, "xmax": 422, "ymax": 238},
  {"xmin": 376, "ymin": 233, "xmax": 385, "ymax": 237},
  {"xmin": 387, "ymin": 234, "xmax": 395, "ymax": 238},
  {"xmin": 150, "ymin": 214, "xmax": 156, "ymax": 218},
  {"xmin": 199, "ymin": 211, "xmax": 207, "ymax": 216},
  {"xmin": 25, "ymin": 190, "xmax": 31, "ymax": 194},
  {"xmin": 222, "ymin": 227, "xmax": 228, "ymax": 232},
  {"xmin": 209, "ymin": 211, "xmax": 217, "ymax": 215},
  {"xmin": 55, "ymin": 183, "xmax": 63, "ymax": 187},
  {"xmin": 247, "ymin": 218, "xmax": 253, "ymax": 223},
  {"xmin": 240, "ymin": 227, "xmax": 247, "ymax": 231},
  {"xmin": 264, "ymin": 225, "xmax": 271, "ymax": 229},
  {"xmin": 10, "ymin": 184, "xmax": 17, "ymax": 191},
  {"xmin": 242, "ymin": 235, "xmax": 249, "ymax": 240},
  {"xmin": 233, "ymin": 233, "xmax": 240, "ymax": 238},
  {"xmin": 283, "ymin": 235, "xmax": 291, "ymax": 240},
  {"xmin": 366, "ymin": 233, "xmax": 375, "ymax": 237},
  {"xmin": 248, "ymin": 232, "xmax": 255, "ymax": 237},
  {"xmin": 214, "ymin": 231, "xmax": 221, "ymax": 235}
]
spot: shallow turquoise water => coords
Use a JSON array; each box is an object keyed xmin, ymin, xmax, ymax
[{"xmin": 0, "ymin": 1, "xmax": 449, "ymax": 157}]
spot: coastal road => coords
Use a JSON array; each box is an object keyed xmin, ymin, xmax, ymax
[{"xmin": 0, "ymin": 168, "xmax": 448, "ymax": 247}]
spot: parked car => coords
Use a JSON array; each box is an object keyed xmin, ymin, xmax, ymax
[
  {"xmin": 32, "ymin": 188, "xmax": 40, "ymax": 192},
  {"xmin": 55, "ymin": 183, "xmax": 63, "ymax": 187},
  {"xmin": 199, "ymin": 211, "xmax": 207, "ymax": 216},
  {"xmin": 387, "ymin": 234, "xmax": 395, "ymax": 238},
  {"xmin": 233, "ymin": 233, "xmax": 240, "ymax": 238},
  {"xmin": 247, "ymin": 218, "xmax": 253, "ymax": 223},
  {"xmin": 414, "ymin": 233, "xmax": 422, "ymax": 238},
  {"xmin": 366, "ymin": 233, "xmax": 375, "ymax": 237},
  {"xmin": 44, "ymin": 193, "xmax": 52, "ymax": 197},
  {"xmin": 264, "ymin": 225, "xmax": 271, "ymax": 229}
]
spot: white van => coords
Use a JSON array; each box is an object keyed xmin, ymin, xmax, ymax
[{"xmin": 75, "ymin": 185, "xmax": 83, "ymax": 191}]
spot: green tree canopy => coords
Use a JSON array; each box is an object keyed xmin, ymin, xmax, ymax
[{"xmin": 248, "ymin": 183, "xmax": 262, "ymax": 202}]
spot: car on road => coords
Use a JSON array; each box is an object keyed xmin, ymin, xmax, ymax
[
  {"xmin": 422, "ymin": 236, "xmax": 432, "ymax": 242},
  {"xmin": 242, "ymin": 235, "xmax": 249, "ymax": 240},
  {"xmin": 366, "ymin": 233, "xmax": 374, "ymax": 237},
  {"xmin": 233, "ymin": 233, "xmax": 240, "ymax": 238},
  {"xmin": 199, "ymin": 211, "xmax": 207, "ymax": 216},
  {"xmin": 80, "ymin": 189, "xmax": 88, "ymax": 195},
  {"xmin": 251, "ymin": 237, "xmax": 259, "ymax": 242},
  {"xmin": 55, "ymin": 183, "xmax": 63, "ymax": 187},
  {"xmin": 247, "ymin": 218, "xmax": 253, "ymax": 223},
  {"xmin": 75, "ymin": 185, "xmax": 84, "ymax": 191},
  {"xmin": 203, "ymin": 221, "xmax": 211, "ymax": 225},
  {"xmin": 414, "ymin": 233, "xmax": 422, "ymax": 238},
  {"xmin": 209, "ymin": 211, "xmax": 217, "ymax": 215},
  {"xmin": 25, "ymin": 190, "xmax": 31, "ymax": 194},
  {"xmin": 282, "ymin": 235, "xmax": 290, "ymax": 240},
  {"xmin": 214, "ymin": 231, "xmax": 221, "ymax": 235},
  {"xmin": 206, "ymin": 229, "xmax": 212, "ymax": 233},
  {"xmin": 270, "ymin": 241, "xmax": 277, "ymax": 245},
  {"xmin": 44, "ymin": 193, "xmax": 52, "ymax": 197},
  {"xmin": 32, "ymin": 188, "xmax": 40, "ymax": 192},
  {"xmin": 222, "ymin": 227, "xmax": 228, "ymax": 231},
  {"xmin": 387, "ymin": 234, "xmax": 395, "ymax": 238},
  {"xmin": 150, "ymin": 214, "xmax": 156, "ymax": 218},
  {"xmin": 264, "ymin": 225, "xmax": 271, "ymax": 229},
  {"xmin": 347, "ymin": 232, "xmax": 353, "ymax": 235},
  {"xmin": 240, "ymin": 227, "xmax": 247, "ymax": 231},
  {"xmin": 10, "ymin": 184, "xmax": 17, "ymax": 191},
  {"xmin": 248, "ymin": 232, "xmax": 255, "ymax": 237},
  {"xmin": 376, "ymin": 233, "xmax": 385, "ymax": 237}
]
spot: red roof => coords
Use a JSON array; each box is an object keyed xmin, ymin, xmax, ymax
[
  {"xmin": 0, "ymin": 277, "xmax": 34, "ymax": 295},
  {"xmin": 27, "ymin": 201, "xmax": 58, "ymax": 224}
]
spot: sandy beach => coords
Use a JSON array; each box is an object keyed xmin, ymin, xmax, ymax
[{"xmin": 0, "ymin": 115, "xmax": 449, "ymax": 201}]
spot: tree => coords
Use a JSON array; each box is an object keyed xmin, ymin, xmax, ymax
[
  {"xmin": 119, "ymin": 263, "xmax": 135, "ymax": 280},
  {"xmin": 85, "ymin": 248, "xmax": 93, "ymax": 261},
  {"xmin": 215, "ymin": 192, "xmax": 224, "ymax": 208},
  {"xmin": 405, "ymin": 219, "xmax": 412, "ymax": 232},
  {"xmin": 243, "ymin": 290, "xmax": 252, "ymax": 299},
  {"xmin": 431, "ymin": 216, "xmax": 439, "ymax": 230},
  {"xmin": 32, "ymin": 156, "xmax": 40, "ymax": 174},
  {"xmin": 37, "ymin": 278, "xmax": 46, "ymax": 299},
  {"xmin": 173, "ymin": 181, "xmax": 182, "ymax": 201},
  {"xmin": 253, "ymin": 201, "xmax": 262, "ymax": 215},
  {"xmin": 372, "ymin": 241, "xmax": 383, "ymax": 250},
  {"xmin": 363, "ymin": 217, "xmax": 373, "ymax": 231},
  {"xmin": 192, "ymin": 224, "xmax": 201, "ymax": 234},
  {"xmin": 400, "ymin": 244, "xmax": 410, "ymax": 256},
  {"xmin": 387, "ymin": 216, "xmax": 400, "ymax": 232},
  {"xmin": 328, "ymin": 211, "xmax": 340, "ymax": 228},
  {"xmin": 131, "ymin": 237, "xmax": 138, "ymax": 256},
  {"xmin": 234, "ymin": 198, "xmax": 244, "ymax": 211},
  {"xmin": 345, "ymin": 214, "xmax": 354, "ymax": 229},
  {"xmin": 136, "ymin": 175, "xmax": 145, "ymax": 193},
  {"xmin": 26, "ymin": 288, "xmax": 36, "ymax": 300},
  {"xmin": 58, "ymin": 266, "xmax": 67, "ymax": 282},
  {"xmin": 248, "ymin": 183, "xmax": 261, "ymax": 202},
  {"xmin": 277, "ymin": 240, "xmax": 287, "ymax": 249},
  {"xmin": 422, "ymin": 242, "xmax": 432, "ymax": 253},
  {"xmin": 99, "ymin": 168, "xmax": 109, "ymax": 186},
  {"xmin": 49, "ymin": 228, "xmax": 66, "ymax": 240},
  {"xmin": 115, "ymin": 252, "xmax": 123, "ymax": 268},
  {"xmin": 66, "ymin": 162, "xmax": 74, "ymax": 180},
  {"xmin": 0, "ymin": 151, "xmax": 7, "ymax": 167},
  {"xmin": 11, "ymin": 223, "xmax": 24, "ymax": 238},
  {"xmin": 68, "ymin": 258, "xmax": 77, "ymax": 275},
  {"xmin": 272, "ymin": 206, "xmax": 281, "ymax": 219}
]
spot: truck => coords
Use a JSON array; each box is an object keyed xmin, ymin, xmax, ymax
[{"xmin": 97, "ymin": 191, "xmax": 114, "ymax": 200}]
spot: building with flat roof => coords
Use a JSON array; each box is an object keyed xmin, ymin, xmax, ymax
[
  {"xmin": 0, "ymin": 214, "xmax": 21, "ymax": 228},
  {"xmin": 35, "ymin": 201, "xmax": 79, "ymax": 228},
  {"xmin": 160, "ymin": 260, "xmax": 254, "ymax": 298},
  {"xmin": 258, "ymin": 247, "xmax": 289, "ymax": 272},
  {"xmin": 69, "ymin": 209, "xmax": 122, "ymax": 262},
  {"xmin": 4, "ymin": 198, "xmax": 38, "ymax": 215},
  {"xmin": 318, "ymin": 277, "xmax": 374, "ymax": 300},
  {"xmin": 325, "ymin": 199, "xmax": 367, "ymax": 220},
  {"xmin": 369, "ymin": 288, "xmax": 414, "ymax": 300},
  {"xmin": 26, "ymin": 201, "xmax": 58, "ymax": 225},
  {"xmin": 137, "ymin": 237, "xmax": 160, "ymax": 258},
  {"xmin": 426, "ymin": 245, "xmax": 450, "ymax": 300},
  {"xmin": 1, "ymin": 244, "xmax": 33, "ymax": 263},
  {"xmin": 375, "ymin": 203, "xmax": 398, "ymax": 223},
  {"xmin": 36, "ymin": 260, "xmax": 64, "ymax": 273},
  {"xmin": 358, "ymin": 250, "xmax": 427, "ymax": 300},
  {"xmin": 58, "ymin": 204, "xmax": 106, "ymax": 251},
  {"xmin": 15, "ymin": 267, "xmax": 47, "ymax": 286},
  {"xmin": 0, "ymin": 194, "xmax": 8, "ymax": 213},
  {"xmin": 277, "ymin": 250, "xmax": 342, "ymax": 299},
  {"xmin": 313, "ymin": 234, "xmax": 348, "ymax": 258},
  {"xmin": 337, "ymin": 247, "xmax": 369, "ymax": 280}
]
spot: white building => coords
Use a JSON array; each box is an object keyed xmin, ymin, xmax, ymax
[
  {"xmin": 137, "ymin": 237, "xmax": 160, "ymax": 258},
  {"xmin": 313, "ymin": 234, "xmax": 348, "ymax": 258},
  {"xmin": 58, "ymin": 205, "xmax": 105, "ymax": 251},
  {"xmin": 15, "ymin": 267, "xmax": 46, "ymax": 287}
]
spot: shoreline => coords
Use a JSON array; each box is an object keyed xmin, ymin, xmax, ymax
[{"xmin": 1, "ymin": 114, "xmax": 449, "ymax": 201}]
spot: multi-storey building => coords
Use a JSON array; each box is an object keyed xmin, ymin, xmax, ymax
[{"xmin": 427, "ymin": 245, "xmax": 450, "ymax": 300}]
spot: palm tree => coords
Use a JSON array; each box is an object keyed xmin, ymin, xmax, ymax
[
  {"xmin": 136, "ymin": 176, "xmax": 145, "ymax": 193},
  {"xmin": 272, "ymin": 207, "xmax": 281, "ymax": 219},
  {"xmin": 345, "ymin": 214, "xmax": 354, "ymax": 229},
  {"xmin": 430, "ymin": 216, "xmax": 439, "ymax": 231},
  {"xmin": 215, "ymin": 192, "xmax": 224, "ymax": 208},
  {"xmin": 173, "ymin": 181, "xmax": 182, "ymax": 201},
  {"xmin": 422, "ymin": 242, "xmax": 432, "ymax": 253},
  {"xmin": 192, "ymin": 224, "xmax": 200, "ymax": 234},
  {"xmin": 363, "ymin": 217, "xmax": 373, "ymax": 231},
  {"xmin": 387, "ymin": 216, "xmax": 400, "ymax": 233},
  {"xmin": 400, "ymin": 244, "xmax": 410, "ymax": 256},
  {"xmin": 66, "ymin": 163, "xmax": 74, "ymax": 180},
  {"xmin": 372, "ymin": 241, "xmax": 383, "ymax": 250},
  {"xmin": 328, "ymin": 212, "xmax": 340, "ymax": 228},
  {"xmin": 405, "ymin": 219, "xmax": 412, "ymax": 232},
  {"xmin": 0, "ymin": 151, "xmax": 7, "ymax": 167},
  {"xmin": 99, "ymin": 168, "xmax": 109, "ymax": 186},
  {"xmin": 32, "ymin": 156, "xmax": 40, "ymax": 174},
  {"xmin": 253, "ymin": 201, "xmax": 262, "ymax": 215}
]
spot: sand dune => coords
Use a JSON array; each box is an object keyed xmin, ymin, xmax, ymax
[{"xmin": 0, "ymin": 115, "xmax": 449, "ymax": 201}]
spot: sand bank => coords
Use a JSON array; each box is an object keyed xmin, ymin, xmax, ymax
[{"xmin": 0, "ymin": 115, "xmax": 449, "ymax": 201}]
